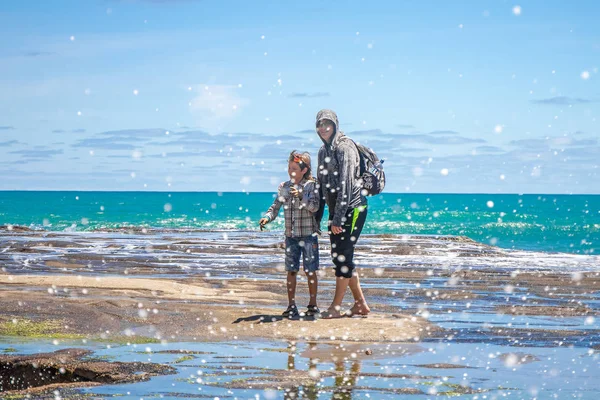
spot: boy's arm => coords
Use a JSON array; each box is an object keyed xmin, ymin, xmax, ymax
[
  {"xmin": 301, "ymin": 181, "xmax": 320, "ymax": 213},
  {"xmin": 263, "ymin": 183, "xmax": 284, "ymax": 222}
]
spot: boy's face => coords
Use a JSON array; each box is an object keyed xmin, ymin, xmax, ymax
[{"xmin": 288, "ymin": 161, "xmax": 307, "ymax": 184}]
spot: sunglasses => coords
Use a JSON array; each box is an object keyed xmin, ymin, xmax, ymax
[
  {"xmin": 293, "ymin": 154, "xmax": 304, "ymax": 164},
  {"xmin": 316, "ymin": 120, "xmax": 334, "ymax": 129}
]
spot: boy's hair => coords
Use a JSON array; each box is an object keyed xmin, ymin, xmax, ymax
[{"xmin": 289, "ymin": 150, "xmax": 313, "ymax": 181}]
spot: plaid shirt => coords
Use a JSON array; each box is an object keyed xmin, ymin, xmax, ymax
[{"xmin": 263, "ymin": 178, "xmax": 320, "ymax": 237}]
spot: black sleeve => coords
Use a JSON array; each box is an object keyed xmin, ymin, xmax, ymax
[{"xmin": 314, "ymin": 182, "xmax": 325, "ymax": 228}]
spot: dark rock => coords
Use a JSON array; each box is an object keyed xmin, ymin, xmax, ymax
[
  {"xmin": 0, "ymin": 225, "xmax": 33, "ymax": 232},
  {"xmin": 0, "ymin": 348, "xmax": 175, "ymax": 393}
]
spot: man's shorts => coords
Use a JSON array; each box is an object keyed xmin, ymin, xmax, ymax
[{"xmin": 284, "ymin": 235, "xmax": 319, "ymax": 273}]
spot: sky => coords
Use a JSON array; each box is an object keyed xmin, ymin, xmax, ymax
[{"xmin": 0, "ymin": 0, "xmax": 598, "ymax": 194}]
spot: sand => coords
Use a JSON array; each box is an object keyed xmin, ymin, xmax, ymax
[{"xmin": 0, "ymin": 274, "xmax": 434, "ymax": 343}]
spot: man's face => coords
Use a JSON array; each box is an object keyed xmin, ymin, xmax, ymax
[{"xmin": 317, "ymin": 119, "xmax": 335, "ymax": 142}]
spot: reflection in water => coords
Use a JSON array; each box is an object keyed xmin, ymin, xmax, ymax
[
  {"xmin": 284, "ymin": 349, "xmax": 300, "ymax": 400},
  {"xmin": 284, "ymin": 341, "xmax": 362, "ymax": 400},
  {"xmin": 332, "ymin": 358, "xmax": 360, "ymax": 400}
]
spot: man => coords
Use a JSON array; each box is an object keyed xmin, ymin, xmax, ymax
[{"xmin": 314, "ymin": 109, "xmax": 370, "ymax": 318}]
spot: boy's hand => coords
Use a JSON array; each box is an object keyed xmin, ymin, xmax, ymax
[
  {"xmin": 290, "ymin": 186, "xmax": 302, "ymax": 199},
  {"xmin": 259, "ymin": 218, "xmax": 268, "ymax": 231}
]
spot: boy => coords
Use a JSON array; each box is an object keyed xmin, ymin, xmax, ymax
[{"xmin": 259, "ymin": 151, "xmax": 321, "ymax": 318}]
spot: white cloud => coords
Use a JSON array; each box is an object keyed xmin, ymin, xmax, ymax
[{"xmin": 189, "ymin": 84, "xmax": 249, "ymax": 125}]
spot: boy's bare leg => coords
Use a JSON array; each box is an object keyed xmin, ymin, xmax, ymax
[
  {"xmin": 348, "ymin": 274, "xmax": 370, "ymax": 315},
  {"xmin": 305, "ymin": 271, "xmax": 318, "ymax": 307},
  {"xmin": 287, "ymin": 271, "xmax": 297, "ymax": 306}
]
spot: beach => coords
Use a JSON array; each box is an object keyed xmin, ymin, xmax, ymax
[
  {"xmin": 1, "ymin": 227, "xmax": 599, "ymax": 398},
  {"xmin": 3, "ymin": 0, "xmax": 600, "ymax": 396}
]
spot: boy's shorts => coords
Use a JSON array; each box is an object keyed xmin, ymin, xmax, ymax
[{"xmin": 285, "ymin": 235, "xmax": 319, "ymax": 273}]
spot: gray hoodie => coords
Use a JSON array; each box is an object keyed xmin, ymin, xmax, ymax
[{"xmin": 315, "ymin": 109, "xmax": 367, "ymax": 227}]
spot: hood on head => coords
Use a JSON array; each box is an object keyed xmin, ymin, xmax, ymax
[{"xmin": 316, "ymin": 109, "xmax": 342, "ymax": 145}]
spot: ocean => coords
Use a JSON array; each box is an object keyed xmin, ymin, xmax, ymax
[{"xmin": 0, "ymin": 191, "xmax": 597, "ymax": 255}]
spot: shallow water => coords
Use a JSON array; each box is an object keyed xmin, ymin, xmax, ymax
[
  {"xmin": 2, "ymin": 231, "xmax": 599, "ymax": 278},
  {"xmin": 1, "ymin": 338, "xmax": 599, "ymax": 399},
  {"xmin": 1, "ymin": 230, "xmax": 599, "ymax": 398}
]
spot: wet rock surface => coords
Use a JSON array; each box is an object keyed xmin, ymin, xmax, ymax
[
  {"xmin": 0, "ymin": 225, "xmax": 33, "ymax": 232},
  {"xmin": 0, "ymin": 348, "xmax": 175, "ymax": 394}
]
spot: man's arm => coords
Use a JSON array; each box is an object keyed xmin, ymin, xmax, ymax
[
  {"xmin": 315, "ymin": 183, "xmax": 326, "ymax": 221},
  {"xmin": 314, "ymin": 147, "xmax": 326, "ymax": 227},
  {"xmin": 332, "ymin": 142, "xmax": 359, "ymax": 227},
  {"xmin": 302, "ymin": 181, "xmax": 320, "ymax": 213}
]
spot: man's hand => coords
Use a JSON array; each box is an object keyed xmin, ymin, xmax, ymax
[
  {"xmin": 330, "ymin": 225, "xmax": 343, "ymax": 235},
  {"xmin": 259, "ymin": 218, "xmax": 269, "ymax": 231},
  {"xmin": 290, "ymin": 186, "xmax": 302, "ymax": 198}
]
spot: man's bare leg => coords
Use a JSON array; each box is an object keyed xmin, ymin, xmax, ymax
[
  {"xmin": 348, "ymin": 273, "xmax": 370, "ymax": 316},
  {"xmin": 323, "ymin": 276, "xmax": 349, "ymax": 318}
]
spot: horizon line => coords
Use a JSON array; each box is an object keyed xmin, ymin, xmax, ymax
[{"xmin": 0, "ymin": 190, "xmax": 598, "ymax": 196}]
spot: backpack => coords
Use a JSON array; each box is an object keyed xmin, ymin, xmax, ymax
[{"xmin": 338, "ymin": 137, "xmax": 386, "ymax": 196}]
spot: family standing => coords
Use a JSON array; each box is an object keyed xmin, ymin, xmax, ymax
[{"xmin": 260, "ymin": 109, "xmax": 370, "ymax": 319}]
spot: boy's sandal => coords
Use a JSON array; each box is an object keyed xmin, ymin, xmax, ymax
[
  {"xmin": 282, "ymin": 304, "xmax": 299, "ymax": 318},
  {"xmin": 305, "ymin": 305, "xmax": 321, "ymax": 316}
]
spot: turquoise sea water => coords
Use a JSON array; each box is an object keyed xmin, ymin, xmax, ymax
[{"xmin": 0, "ymin": 191, "xmax": 598, "ymax": 254}]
